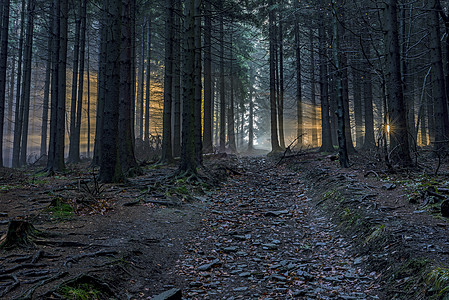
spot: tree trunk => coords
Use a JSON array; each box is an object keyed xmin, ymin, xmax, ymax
[
  {"xmin": 318, "ymin": 0, "xmax": 333, "ymax": 152},
  {"xmin": 332, "ymin": 0, "xmax": 349, "ymax": 167},
  {"xmin": 194, "ymin": 0, "xmax": 202, "ymax": 163},
  {"xmin": 278, "ymin": 10, "xmax": 285, "ymax": 149},
  {"xmin": 173, "ymin": 0, "xmax": 181, "ymax": 158},
  {"xmin": 248, "ymin": 67, "xmax": 255, "ymax": 151},
  {"xmin": 68, "ymin": 0, "xmax": 82, "ymax": 163},
  {"xmin": 219, "ymin": 9, "xmax": 226, "ymax": 153},
  {"xmin": 353, "ymin": 63, "xmax": 363, "ymax": 148},
  {"xmin": 99, "ymin": 0, "xmax": 122, "ymax": 182},
  {"xmin": 362, "ymin": 41, "xmax": 376, "ymax": 149},
  {"xmin": 202, "ymin": 0, "xmax": 213, "ymax": 154},
  {"xmin": 269, "ymin": 0, "xmax": 281, "ymax": 152},
  {"xmin": 119, "ymin": 0, "xmax": 137, "ymax": 174},
  {"xmin": 0, "ymin": 0, "xmax": 10, "ymax": 166},
  {"xmin": 19, "ymin": 0, "xmax": 35, "ymax": 166},
  {"xmin": 429, "ymin": 0, "xmax": 449, "ymax": 151},
  {"xmin": 12, "ymin": 0, "xmax": 25, "ymax": 168},
  {"xmin": 384, "ymin": 0, "xmax": 412, "ymax": 166},
  {"xmin": 139, "ymin": 23, "xmax": 145, "ymax": 141},
  {"xmin": 161, "ymin": 0, "xmax": 174, "ymax": 163},
  {"xmin": 309, "ymin": 27, "xmax": 317, "ymax": 146},
  {"xmin": 227, "ymin": 31, "xmax": 236, "ymax": 153},
  {"xmin": 179, "ymin": 0, "xmax": 197, "ymax": 174},
  {"xmin": 40, "ymin": 32, "xmax": 51, "ymax": 157},
  {"xmin": 144, "ymin": 18, "xmax": 151, "ymax": 143},
  {"xmin": 295, "ymin": 1, "xmax": 303, "ymax": 145},
  {"xmin": 75, "ymin": 0, "xmax": 87, "ymax": 160}
]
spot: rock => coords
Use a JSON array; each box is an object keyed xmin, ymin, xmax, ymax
[
  {"xmin": 381, "ymin": 183, "xmax": 396, "ymax": 190},
  {"xmin": 197, "ymin": 259, "xmax": 222, "ymax": 271},
  {"xmin": 233, "ymin": 287, "xmax": 248, "ymax": 291},
  {"xmin": 223, "ymin": 246, "xmax": 238, "ymax": 253},
  {"xmin": 265, "ymin": 210, "xmax": 289, "ymax": 217},
  {"xmin": 441, "ymin": 200, "xmax": 449, "ymax": 217},
  {"xmin": 152, "ymin": 288, "xmax": 182, "ymax": 300},
  {"xmin": 239, "ymin": 272, "xmax": 251, "ymax": 277},
  {"xmin": 262, "ymin": 243, "xmax": 278, "ymax": 250}
]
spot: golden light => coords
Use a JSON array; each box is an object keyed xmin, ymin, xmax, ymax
[{"xmin": 386, "ymin": 124, "xmax": 390, "ymax": 133}]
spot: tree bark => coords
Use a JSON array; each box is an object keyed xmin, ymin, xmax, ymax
[
  {"xmin": 173, "ymin": 0, "xmax": 181, "ymax": 157},
  {"xmin": 202, "ymin": 0, "xmax": 213, "ymax": 153},
  {"xmin": 429, "ymin": 0, "xmax": 449, "ymax": 151},
  {"xmin": 295, "ymin": 0, "xmax": 303, "ymax": 145},
  {"xmin": 40, "ymin": 32, "xmax": 51, "ymax": 157},
  {"xmin": 99, "ymin": 0, "xmax": 122, "ymax": 182},
  {"xmin": 332, "ymin": 0, "xmax": 349, "ymax": 167},
  {"xmin": 68, "ymin": 0, "xmax": 82, "ymax": 163},
  {"xmin": 384, "ymin": 0, "xmax": 412, "ymax": 166},
  {"xmin": 268, "ymin": 0, "xmax": 281, "ymax": 152},
  {"xmin": 19, "ymin": 0, "xmax": 35, "ymax": 166},
  {"xmin": 179, "ymin": 0, "xmax": 197, "ymax": 174},
  {"xmin": 0, "ymin": 0, "xmax": 10, "ymax": 166},
  {"xmin": 119, "ymin": 0, "xmax": 137, "ymax": 174},
  {"xmin": 318, "ymin": 0, "xmax": 333, "ymax": 152},
  {"xmin": 161, "ymin": 0, "xmax": 174, "ymax": 163},
  {"xmin": 12, "ymin": 0, "xmax": 25, "ymax": 168}
]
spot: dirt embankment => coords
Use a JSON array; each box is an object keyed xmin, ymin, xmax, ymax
[{"xmin": 292, "ymin": 152, "xmax": 449, "ymax": 299}]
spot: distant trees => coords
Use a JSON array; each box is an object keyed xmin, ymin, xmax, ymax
[{"xmin": 2, "ymin": 0, "xmax": 449, "ymax": 173}]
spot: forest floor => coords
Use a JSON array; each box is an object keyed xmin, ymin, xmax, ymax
[{"xmin": 1, "ymin": 149, "xmax": 449, "ymax": 299}]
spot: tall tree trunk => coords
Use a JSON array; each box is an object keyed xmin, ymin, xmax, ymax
[
  {"xmin": 40, "ymin": 32, "xmax": 51, "ymax": 157},
  {"xmin": 75, "ymin": 0, "xmax": 87, "ymax": 160},
  {"xmin": 353, "ymin": 63, "xmax": 363, "ymax": 148},
  {"xmin": 173, "ymin": 0, "xmax": 181, "ymax": 157},
  {"xmin": 0, "ymin": 0, "xmax": 10, "ymax": 166},
  {"xmin": 99, "ymin": 0, "xmax": 122, "ymax": 182},
  {"xmin": 194, "ymin": 0, "xmax": 202, "ymax": 163},
  {"xmin": 278, "ymin": 10, "xmax": 285, "ymax": 149},
  {"xmin": 139, "ymin": 23, "xmax": 145, "ymax": 140},
  {"xmin": 362, "ymin": 41, "xmax": 376, "ymax": 149},
  {"xmin": 219, "ymin": 9, "xmax": 226, "ymax": 153},
  {"xmin": 227, "ymin": 31, "xmax": 236, "ymax": 153},
  {"xmin": 319, "ymin": 0, "xmax": 333, "ymax": 152},
  {"xmin": 179, "ymin": 0, "xmax": 197, "ymax": 174},
  {"xmin": 161, "ymin": 0, "xmax": 174, "ymax": 163},
  {"xmin": 384, "ymin": 0, "xmax": 412, "ymax": 166},
  {"xmin": 68, "ymin": 0, "xmax": 82, "ymax": 163},
  {"xmin": 145, "ymin": 18, "xmax": 151, "ymax": 143},
  {"xmin": 119, "ymin": 0, "xmax": 137, "ymax": 174},
  {"xmin": 268, "ymin": 0, "xmax": 281, "ymax": 152},
  {"xmin": 202, "ymin": 0, "xmax": 213, "ymax": 153},
  {"xmin": 248, "ymin": 66, "xmax": 255, "ymax": 151},
  {"xmin": 430, "ymin": 0, "xmax": 449, "ymax": 151},
  {"xmin": 12, "ymin": 0, "xmax": 25, "ymax": 168},
  {"xmin": 295, "ymin": 1, "xmax": 303, "ymax": 145},
  {"xmin": 19, "ymin": 0, "xmax": 35, "ymax": 166},
  {"xmin": 310, "ymin": 27, "xmax": 317, "ymax": 146},
  {"xmin": 93, "ymin": 18, "xmax": 106, "ymax": 166},
  {"xmin": 332, "ymin": 0, "xmax": 349, "ymax": 167}
]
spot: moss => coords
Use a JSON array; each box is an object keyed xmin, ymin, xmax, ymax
[
  {"xmin": 58, "ymin": 283, "xmax": 102, "ymax": 300},
  {"xmin": 47, "ymin": 197, "xmax": 74, "ymax": 221}
]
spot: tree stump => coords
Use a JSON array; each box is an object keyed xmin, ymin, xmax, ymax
[{"xmin": 0, "ymin": 220, "xmax": 40, "ymax": 249}]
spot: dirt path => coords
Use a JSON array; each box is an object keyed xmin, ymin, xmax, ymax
[{"xmin": 174, "ymin": 157, "xmax": 380, "ymax": 299}]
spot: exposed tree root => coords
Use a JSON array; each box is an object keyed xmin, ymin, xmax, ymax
[
  {"xmin": 0, "ymin": 274, "xmax": 19, "ymax": 298},
  {"xmin": 17, "ymin": 272, "xmax": 68, "ymax": 300},
  {"xmin": 64, "ymin": 249, "xmax": 118, "ymax": 267}
]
